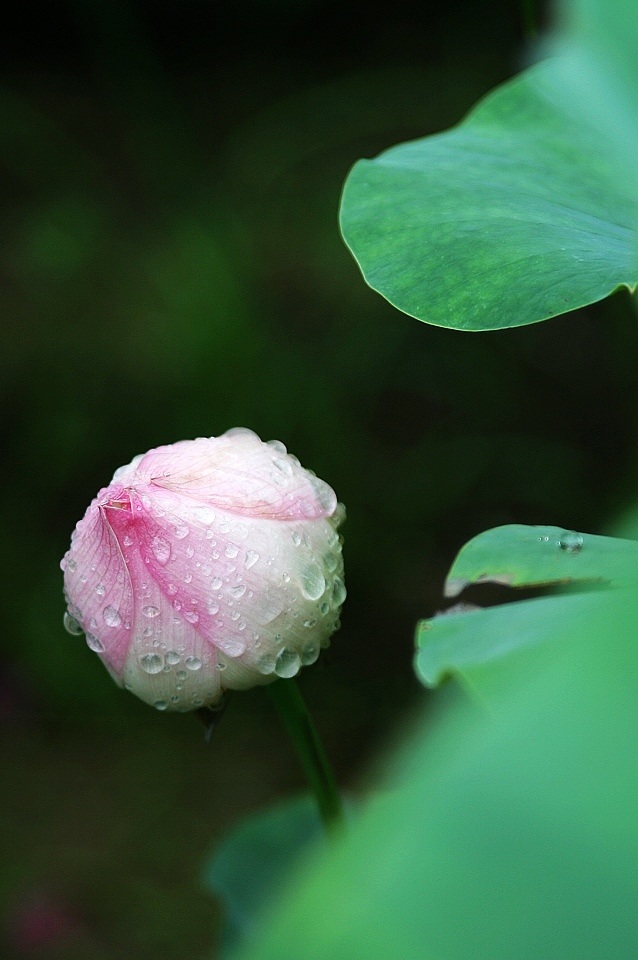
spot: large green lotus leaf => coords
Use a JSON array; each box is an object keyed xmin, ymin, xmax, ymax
[
  {"xmin": 443, "ymin": 524, "xmax": 638, "ymax": 598},
  {"xmin": 232, "ymin": 588, "xmax": 638, "ymax": 960},
  {"xmin": 340, "ymin": 57, "xmax": 638, "ymax": 330}
]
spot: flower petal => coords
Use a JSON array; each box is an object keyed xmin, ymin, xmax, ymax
[
  {"xmin": 136, "ymin": 433, "xmax": 338, "ymax": 521},
  {"xmin": 62, "ymin": 499, "xmax": 134, "ymax": 678},
  {"xmin": 124, "ymin": 485, "xmax": 343, "ymax": 690}
]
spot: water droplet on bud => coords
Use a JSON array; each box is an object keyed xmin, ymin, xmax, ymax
[
  {"xmin": 217, "ymin": 636, "xmax": 246, "ymax": 657},
  {"xmin": 267, "ymin": 439, "xmax": 287, "ymax": 454},
  {"xmin": 140, "ymin": 654, "xmax": 164, "ymax": 674},
  {"xmin": 324, "ymin": 551, "xmax": 339, "ymax": 573},
  {"xmin": 300, "ymin": 565, "xmax": 326, "ymax": 600},
  {"xmin": 103, "ymin": 606, "xmax": 121, "ymax": 627},
  {"xmin": 331, "ymin": 576, "xmax": 347, "ymax": 607},
  {"xmin": 151, "ymin": 536, "xmax": 171, "ymax": 564},
  {"xmin": 257, "ymin": 653, "xmax": 276, "ymax": 674},
  {"xmin": 274, "ymin": 647, "xmax": 301, "ymax": 678},
  {"xmin": 86, "ymin": 633, "xmax": 104, "ymax": 652},
  {"xmin": 273, "ymin": 457, "xmax": 293, "ymax": 476},
  {"xmin": 63, "ymin": 611, "xmax": 83, "ymax": 635},
  {"xmin": 300, "ymin": 640, "xmax": 320, "ymax": 665}
]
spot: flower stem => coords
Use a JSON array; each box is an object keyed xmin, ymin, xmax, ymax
[{"xmin": 268, "ymin": 678, "xmax": 346, "ymax": 835}]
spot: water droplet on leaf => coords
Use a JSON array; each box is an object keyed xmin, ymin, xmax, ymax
[{"xmin": 558, "ymin": 531, "xmax": 584, "ymax": 553}]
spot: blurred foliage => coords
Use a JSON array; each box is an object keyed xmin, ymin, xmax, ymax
[
  {"xmin": 234, "ymin": 583, "xmax": 638, "ymax": 960},
  {"xmin": 2, "ymin": 0, "xmax": 638, "ymax": 957}
]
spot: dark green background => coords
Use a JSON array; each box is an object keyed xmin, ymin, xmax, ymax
[{"xmin": 2, "ymin": 1, "xmax": 637, "ymax": 957}]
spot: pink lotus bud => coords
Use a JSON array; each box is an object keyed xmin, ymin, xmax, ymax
[{"xmin": 61, "ymin": 429, "xmax": 345, "ymax": 712}]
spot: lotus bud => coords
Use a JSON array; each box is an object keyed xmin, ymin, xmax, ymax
[{"xmin": 61, "ymin": 429, "xmax": 345, "ymax": 712}]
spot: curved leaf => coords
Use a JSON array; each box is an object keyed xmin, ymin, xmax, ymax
[
  {"xmin": 416, "ymin": 524, "xmax": 638, "ymax": 697},
  {"xmin": 443, "ymin": 524, "xmax": 638, "ymax": 598},
  {"xmin": 340, "ymin": 58, "xmax": 638, "ymax": 330}
]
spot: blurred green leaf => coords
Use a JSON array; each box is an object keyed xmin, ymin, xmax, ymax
[
  {"xmin": 233, "ymin": 588, "xmax": 638, "ymax": 960},
  {"xmin": 340, "ymin": 58, "xmax": 638, "ymax": 331},
  {"xmin": 552, "ymin": 0, "xmax": 638, "ymax": 178},
  {"xmin": 203, "ymin": 795, "xmax": 323, "ymax": 957},
  {"xmin": 443, "ymin": 523, "xmax": 638, "ymax": 597}
]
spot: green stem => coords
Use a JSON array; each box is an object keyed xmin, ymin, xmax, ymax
[{"xmin": 268, "ymin": 678, "xmax": 346, "ymax": 835}]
